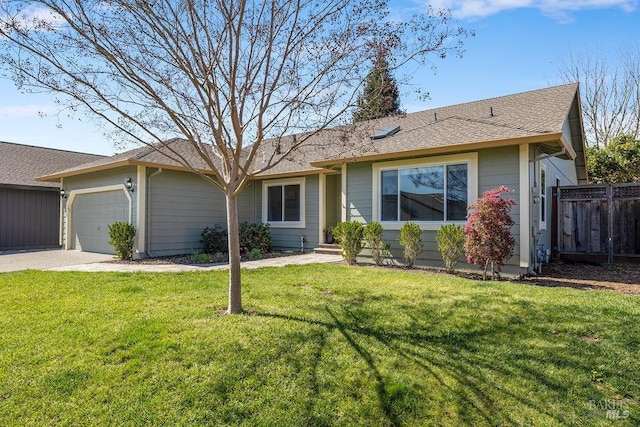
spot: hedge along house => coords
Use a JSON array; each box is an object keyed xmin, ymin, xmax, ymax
[{"xmin": 38, "ymin": 83, "xmax": 587, "ymax": 273}]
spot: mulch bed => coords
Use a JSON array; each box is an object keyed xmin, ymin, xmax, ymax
[
  {"xmin": 108, "ymin": 252, "xmax": 640, "ymax": 295},
  {"xmin": 106, "ymin": 251, "xmax": 302, "ymax": 266},
  {"xmin": 515, "ymin": 261, "xmax": 640, "ymax": 295}
]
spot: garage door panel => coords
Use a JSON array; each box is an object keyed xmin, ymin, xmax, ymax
[{"xmin": 72, "ymin": 190, "xmax": 128, "ymax": 254}]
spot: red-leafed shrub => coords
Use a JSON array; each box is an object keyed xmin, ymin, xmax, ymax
[{"xmin": 464, "ymin": 186, "xmax": 516, "ymax": 280}]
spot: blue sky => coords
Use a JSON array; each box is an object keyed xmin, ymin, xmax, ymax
[{"xmin": 1, "ymin": 0, "xmax": 638, "ymax": 155}]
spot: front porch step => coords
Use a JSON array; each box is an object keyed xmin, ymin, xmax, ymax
[{"xmin": 314, "ymin": 244, "xmax": 342, "ymax": 255}]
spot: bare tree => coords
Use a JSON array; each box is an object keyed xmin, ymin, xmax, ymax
[
  {"xmin": 0, "ymin": 0, "xmax": 470, "ymax": 314},
  {"xmin": 559, "ymin": 48, "xmax": 640, "ymax": 148}
]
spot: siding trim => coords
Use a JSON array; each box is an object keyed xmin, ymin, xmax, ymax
[
  {"xmin": 519, "ymin": 144, "xmax": 530, "ymax": 268},
  {"xmin": 319, "ymin": 173, "xmax": 325, "ymax": 244},
  {"xmin": 59, "ymin": 177, "xmax": 64, "ymax": 246},
  {"xmin": 341, "ymin": 165, "xmax": 347, "ymax": 222},
  {"xmin": 65, "ymin": 184, "xmax": 133, "ymax": 249},
  {"xmin": 136, "ymin": 166, "xmax": 147, "ymax": 256}
]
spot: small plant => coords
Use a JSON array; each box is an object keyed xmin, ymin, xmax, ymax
[
  {"xmin": 191, "ymin": 252, "xmax": 211, "ymax": 264},
  {"xmin": 464, "ymin": 186, "xmax": 516, "ymax": 280},
  {"xmin": 436, "ymin": 224, "xmax": 465, "ymax": 273},
  {"xmin": 201, "ymin": 225, "xmax": 227, "ymax": 254},
  {"xmin": 247, "ymin": 248, "xmax": 262, "ymax": 261},
  {"xmin": 398, "ymin": 222, "xmax": 423, "ymax": 268},
  {"xmin": 213, "ymin": 252, "xmax": 228, "ymax": 263},
  {"xmin": 363, "ymin": 221, "xmax": 389, "ymax": 266},
  {"xmin": 239, "ymin": 222, "xmax": 272, "ymax": 254},
  {"xmin": 107, "ymin": 221, "xmax": 136, "ymax": 261},
  {"xmin": 332, "ymin": 220, "xmax": 364, "ymax": 265}
]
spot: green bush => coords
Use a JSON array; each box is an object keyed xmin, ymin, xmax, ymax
[
  {"xmin": 201, "ymin": 225, "xmax": 227, "ymax": 254},
  {"xmin": 191, "ymin": 252, "xmax": 211, "ymax": 264},
  {"xmin": 436, "ymin": 224, "xmax": 465, "ymax": 273},
  {"xmin": 363, "ymin": 221, "xmax": 389, "ymax": 266},
  {"xmin": 332, "ymin": 221, "xmax": 364, "ymax": 265},
  {"xmin": 107, "ymin": 222, "xmax": 136, "ymax": 261},
  {"xmin": 247, "ymin": 248, "xmax": 262, "ymax": 261},
  {"xmin": 398, "ymin": 222, "xmax": 423, "ymax": 268},
  {"xmin": 239, "ymin": 222, "xmax": 272, "ymax": 254}
]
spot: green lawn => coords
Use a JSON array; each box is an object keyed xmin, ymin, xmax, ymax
[{"xmin": 0, "ymin": 264, "xmax": 638, "ymax": 426}]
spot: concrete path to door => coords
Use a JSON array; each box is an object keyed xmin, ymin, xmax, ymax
[{"xmin": 0, "ymin": 249, "xmax": 114, "ymax": 273}]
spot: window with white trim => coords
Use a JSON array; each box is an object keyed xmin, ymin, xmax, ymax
[
  {"xmin": 373, "ymin": 153, "xmax": 477, "ymax": 229},
  {"xmin": 262, "ymin": 178, "xmax": 305, "ymax": 227}
]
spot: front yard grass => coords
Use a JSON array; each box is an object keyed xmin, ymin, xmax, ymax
[{"xmin": 0, "ymin": 264, "xmax": 638, "ymax": 425}]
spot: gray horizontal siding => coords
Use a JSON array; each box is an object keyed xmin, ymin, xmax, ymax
[
  {"xmin": 350, "ymin": 146, "xmax": 523, "ymax": 271},
  {"xmin": 148, "ymin": 170, "xmax": 226, "ymax": 256},
  {"xmin": 347, "ymin": 162, "xmax": 372, "ymax": 222},
  {"xmin": 0, "ymin": 187, "xmax": 60, "ymax": 250}
]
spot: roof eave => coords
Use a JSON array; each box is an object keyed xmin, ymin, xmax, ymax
[
  {"xmin": 36, "ymin": 159, "xmax": 135, "ymax": 182},
  {"xmin": 310, "ymin": 133, "xmax": 566, "ymax": 167}
]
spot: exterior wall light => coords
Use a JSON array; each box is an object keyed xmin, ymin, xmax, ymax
[
  {"xmin": 125, "ymin": 177, "xmax": 134, "ymax": 192},
  {"xmin": 60, "ymin": 188, "xmax": 66, "ymax": 198}
]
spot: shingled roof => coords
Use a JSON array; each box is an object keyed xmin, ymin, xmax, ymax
[
  {"xmin": 0, "ymin": 141, "xmax": 105, "ymax": 188},
  {"xmin": 37, "ymin": 83, "xmax": 587, "ymax": 182}
]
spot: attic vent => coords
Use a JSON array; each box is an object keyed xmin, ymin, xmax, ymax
[{"xmin": 371, "ymin": 125, "xmax": 400, "ymax": 140}]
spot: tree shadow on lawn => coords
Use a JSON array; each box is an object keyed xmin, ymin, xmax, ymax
[{"xmin": 254, "ymin": 295, "xmax": 620, "ymax": 426}]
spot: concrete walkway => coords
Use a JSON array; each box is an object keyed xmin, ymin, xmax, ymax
[
  {"xmin": 0, "ymin": 249, "xmax": 114, "ymax": 273},
  {"xmin": 48, "ymin": 252, "xmax": 344, "ymax": 272}
]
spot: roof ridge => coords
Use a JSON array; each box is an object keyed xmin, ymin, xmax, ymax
[
  {"xmin": 405, "ymin": 82, "xmax": 579, "ymax": 117},
  {"xmin": 0, "ymin": 140, "xmax": 106, "ymax": 157}
]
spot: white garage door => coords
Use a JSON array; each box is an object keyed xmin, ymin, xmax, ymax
[{"xmin": 71, "ymin": 190, "xmax": 129, "ymax": 254}]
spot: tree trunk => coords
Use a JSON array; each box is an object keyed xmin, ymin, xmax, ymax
[{"xmin": 225, "ymin": 191, "xmax": 242, "ymax": 314}]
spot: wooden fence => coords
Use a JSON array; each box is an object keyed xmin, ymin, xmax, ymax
[{"xmin": 552, "ymin": 184, "xmax": 640, "ymax": 263}]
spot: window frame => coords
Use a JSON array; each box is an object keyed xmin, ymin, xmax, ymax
[
  {"xmin": 539, "ymin": 163, "xmax": 547, "ymax": 230},
  {"xmin": 372, "ymin": 153, "xmax": 478, "ymax": 230},
  {"xmin": 262, "ymin": 177, "xmax": 305, "ymax": 228}
]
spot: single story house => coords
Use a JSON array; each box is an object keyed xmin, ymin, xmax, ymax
[
  {"xmin": 0, "ymin": 141, "xmax": 104, "ymax": 250},
  {"xmin": 38, "ymin": 83, "xmax": 587, "ymax": 273}
]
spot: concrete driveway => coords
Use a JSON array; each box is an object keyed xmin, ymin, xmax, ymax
[{"xmin": 0, "ymin": 249, "xmax": 114, "ymax": 273}]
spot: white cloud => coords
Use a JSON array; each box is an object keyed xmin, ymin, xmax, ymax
[{"xmin": 424, "ymin": 0, "xmax": 639, "ymax": 20}]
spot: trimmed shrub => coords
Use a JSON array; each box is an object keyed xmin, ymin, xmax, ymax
[
  {"xmin": 239, "ymin": 222, "xmax": 272, "ymax": 254},
  {"xmin": 332, "ymin": 221, "xmax": 364, "ymax": 266},
  {"xmin": 191, "ymin": 252, "xmax": 211, "ymax": 264},
  {"xmin": 107, "ymin": 221, "xmax": 136, "ymax": 261},
  {"xmin": 398, "ymin": 222, "xmax": 423, "ymax": 268},
  {"xmin": 464, "ymin": 186, "xmax": 516, "ymax": 280},
  {"xmin": 201, "ymin": 225, "xmax": 227, "ymax": 254},
  {"xmin": 363, "ymin": 221, "xmax": 389, "ymax": 266},
  {"xmin": 247, "ymin": 248, "xmax": 262, "ymax": 261},
  {"xmin": 436, "ymin": 224, "xmax": 465, "ymax": 273}
]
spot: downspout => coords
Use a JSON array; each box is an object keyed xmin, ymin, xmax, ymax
[
  {"xmin": 59, "ymin": 177, "xmax": 64, "ymax": 247},
  {"xmin": 146, "ymin": 168, "xmax": 163, "ymax": 257},
  {"xmin": 529, "ymin": 147, "xmax": 565, "ymax": 273}
]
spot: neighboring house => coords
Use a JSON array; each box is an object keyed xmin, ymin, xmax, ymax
[
  {"xmin": 38, "ymin": 83, "xmax": 587, "ymax": 273},
  {"xmin": 0, "ymin": 142, "xmax": 104, "ymax": 250}
]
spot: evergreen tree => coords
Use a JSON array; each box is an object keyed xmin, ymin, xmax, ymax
[{"xmin": 353, "ymin": 50, "xmax": 402, "ymax": 122}]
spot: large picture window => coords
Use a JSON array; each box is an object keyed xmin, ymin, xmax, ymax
[
  {"xmin": 262, "ymin": 178, "xmax": 305, "ymax": 227},
  {"xmin": 373, "ymin": 153, "xmax": 477, "ymax": 229},
  {"xmin": 381, "ymin": 164, "xmax": 468, "ymax": 221}
]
